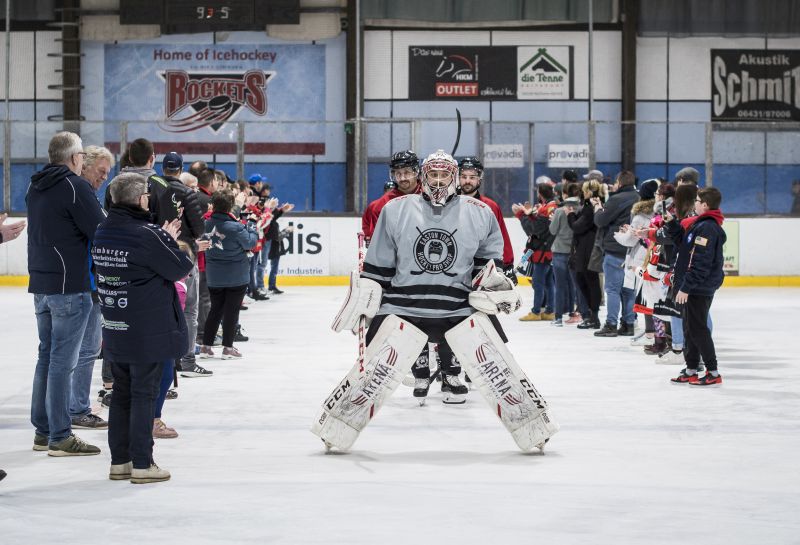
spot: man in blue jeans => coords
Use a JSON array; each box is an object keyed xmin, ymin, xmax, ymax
[
  {"xmin": 592, "ymin": 170, "xmax": 640, "ymax": 337},
  {"xmin": 70, "ymin": 145, "xmax": 115, "ymax": 430},
  {"xmin": 27, "ymin": 131, "xmax": 107, "ymax": 456}
]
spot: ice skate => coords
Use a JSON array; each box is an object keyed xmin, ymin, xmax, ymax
[
  {"xmin": 441, "ymin": 374, "xmax": 467, "ymax": 404},
  {"xmin": 413, "ymin": 377, "xmax": 431, "ymax": 406}
]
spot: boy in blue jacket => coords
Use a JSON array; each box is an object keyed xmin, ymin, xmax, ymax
[{"xmin": 664, "ymin": 187, "xmax": 726, "ymax": 386}]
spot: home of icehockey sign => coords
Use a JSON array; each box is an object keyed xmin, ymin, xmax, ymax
[{"xmin": 711, "ymin": 49, "xmax": 800, "ymax": 121}]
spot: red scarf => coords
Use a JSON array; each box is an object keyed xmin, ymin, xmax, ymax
[{"xmin": 680, "ymin": 209, "xmax": 725, "ymax": 230}]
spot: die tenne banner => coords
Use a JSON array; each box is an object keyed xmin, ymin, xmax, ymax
[
  {"xmin": 711, "ymin": 49, "xmax": 800, "ymax": 122},
  {"xmin": 409, "ymin": 45, "xmax": 573, "ymax": 100}
]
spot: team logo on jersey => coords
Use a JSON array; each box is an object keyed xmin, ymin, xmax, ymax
[
  {"xmin": 411, "ymin": 227, "xmax": 458, "ymax": 276},
  {"xmin": 160, "ymin": 70, "xmax": 274, "ymax": 133}
]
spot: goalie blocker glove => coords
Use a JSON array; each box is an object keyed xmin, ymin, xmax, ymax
[
  {"xmin": 331, "ymin": 270, "xmax": 383, "ymax": 333},
  {"xmin": 469, "ymin": 261, "xmax": 522, "ymax": 315}
]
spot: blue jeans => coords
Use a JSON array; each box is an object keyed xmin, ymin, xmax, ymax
[
  {"xmin": 552, "ymin": 253, "xmax": 575, "ymax": 318},
  {"xmin": 154, "ymin": 360, "xmax": 174, "ymax": 420},
  {"xmin": 32, "ymin": 292, "xmax": 93, "ymax": 443},
  {"xmin": 602, "ymin": 254, "xmax": 635, "ymax": 327},
  {"xmin": 248, "ymin": 252, "xmax": 260, "ymax": 295},
  {"xmin": 108, "ymin": 360, "xmax": 162, "ymax": 469},
  {"xmin": 532, "ymin": 262, "xmax": 554, "ymax": 314},
  {"xmin": 70, "ymin": 299, "xmax": 102, "ymax": 418},
  {"xmin": 179, "ymin": 263, "xmax": 199, "ymax": 371},
  {"xmin": 256, "ymin": 244, "xmax": 269, "ymax": 290},
  {"xmin": 266, "ymin": 246, "xmax": 281, "ymax": 290}
]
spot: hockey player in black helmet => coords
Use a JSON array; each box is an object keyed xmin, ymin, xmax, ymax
[
  {"xmin": 362, "ymin": 150, "xmax": 421, "ymax": 241},
  {"xmin": 457, "ymin": 156, "xmax": 516, "ymax": 279}
]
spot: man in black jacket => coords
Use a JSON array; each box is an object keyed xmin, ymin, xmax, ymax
[
  {"xmin": 159, "ymin": 152, "xmax": 212, "ymax": 377},
  {"xmin": 592, "ymin": 170, "xmax": 640, "ymax": 337},
  {"xmin": 93, "ymin": 173, "xmax": 193, "ymax": 483},
  {"xmin": 27, "ymin": 131, "xmax": 107, "ymax": 456},
  {"xmin": 103, "ymin": 138, "xmax": 169, "ymax": 218},
  {"xmin": 666, "ymin": 187, "xmax": 726, "ymax": 386}
]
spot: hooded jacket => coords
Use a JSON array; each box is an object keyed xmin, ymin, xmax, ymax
[
  {"xmin": 104, "ymin": 166, "xmax": 169, "ymax": 221},
  {"xmin": 26, "ymin": 164, "xmax": 107, "ymax": 295},
  {"xmin": 91, "ymin": 204, "xmax": 193, "ymax": 364},
  {"xmin": 204, "ymin": 212, "xmax": 259, "ymax": 288},
  {"xmin": 155, "ymin": 174, "xmax": 206, "ymax": 249},
  {"xmin": 665, "ymin": 209, "xmax": 727, "ymax": 296},
  {"xmin": 594, "ymin": 185, "xmax": 640, "ymax": 258}
]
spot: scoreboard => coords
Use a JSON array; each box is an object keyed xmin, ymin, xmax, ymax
[{"xmin": 120, "ymin": 0, "xmax": 300, "ymax": 32}]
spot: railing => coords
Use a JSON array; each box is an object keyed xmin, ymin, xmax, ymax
[{"xmin": 2, "ymin": 119, "xmax": 799, "ymax": 216}]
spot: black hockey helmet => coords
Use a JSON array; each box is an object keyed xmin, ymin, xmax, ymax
[
  {"xmin": 458, "ymin": 156, "xmax": 484, "ymax": 176},
  {"xmin": 389, "ymin": 150, "xmax": 419, "ymax": 172}
]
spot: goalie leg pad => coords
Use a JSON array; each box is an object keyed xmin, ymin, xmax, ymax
[
  {"xmin": 444, "ymin": 312, "xmax": 559, "ymax": 451},
  {"xmin": 312, "ymin": 315, "xmax": 428, "ymax": 451}
]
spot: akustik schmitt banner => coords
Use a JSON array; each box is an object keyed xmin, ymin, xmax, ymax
[
  {"xmin": 103, "ymin": 43, "xmax": 326, "ymax": 154},
  {"xmin": 711, "ymin": 49, "xmax": 800, "ymax": 122}
]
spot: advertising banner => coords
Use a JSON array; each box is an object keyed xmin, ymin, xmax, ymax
[
  {"xmin": 408, "ymin": 46, "xmax": 517, "ymax": 100},
  {"xmin": 711, "ymin": 49, "xmax": 800, "ymax": 121},
  {"xmin": 483, "ymin": 144, "xmax": 525, "ymax": 168},
  {"xmin": 274, "ymin": 218, "xmax": 331, "ymax": 276},
  {"xmin": 722, "ymin": 220, "xmax": 740, "ymax": 274},
  {"xmin": 409, "ymin": 45, "xmax": 573, "ymax": 101},
  {"xmin": 103, "ymin": 43, "xmax": 326, "ymax": 154},
  {"xmin": 517, "ymin": 46, "xmax": 573, "ymax": 100},
  {"xmin": 547, "ymin": 144, "xmax": 589, "ymax": 168}
]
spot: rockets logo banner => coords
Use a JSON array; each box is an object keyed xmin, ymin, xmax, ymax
[
  {"xmin": 161, "ymin": 70, "xmax": 274, "ymax": 133},
  {"xmin": 103, "ymin": 44, "xmax": 325, "ymax": 153}
]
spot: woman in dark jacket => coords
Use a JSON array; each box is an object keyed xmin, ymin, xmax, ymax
[
  {"xmin": 201, "ymin": 191, "xmax": 258, "ymax": 359},
  {"xmin": 568, "ymin": 179, "xmax": 608, "ymax": 329}
]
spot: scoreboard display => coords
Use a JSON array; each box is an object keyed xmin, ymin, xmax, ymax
[{"xmin": 120, "ymin": 0, "xmax": 300, "ymax": 32}]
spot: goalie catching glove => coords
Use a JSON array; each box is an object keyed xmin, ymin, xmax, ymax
[
  {"xmin": 468, "ymin": 261, "xmax": 522, "ymax": 315},
  {"xmin": 331, "ymin": 270, "xmax": 383, "ymax": 333}
]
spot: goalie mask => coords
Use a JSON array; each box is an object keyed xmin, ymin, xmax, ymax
[{"xmin": 421, "ymin": 150, "xmax": 458, "ymax": 207}]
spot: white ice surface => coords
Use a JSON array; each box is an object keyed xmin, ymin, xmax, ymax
[{"xmin": 1, "ymin": 286, "xmax": 799, "ymax": 544}]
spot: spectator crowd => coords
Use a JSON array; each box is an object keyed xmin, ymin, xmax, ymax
[
  {"xmin": 511, "ymin": 165, "xmax": 726, "ymax": 387},
  {"xmin": 5, "ymin": 132, "xmax": 726, "ymax": 485},
  {"xmin": 17, "ymin": 132, "xmax": 293, "ymax": 483}
]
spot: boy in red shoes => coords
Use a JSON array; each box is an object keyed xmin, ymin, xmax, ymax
[{"xmin": 663, "ymin": 187, "xmax": 726, "ymax": 386}]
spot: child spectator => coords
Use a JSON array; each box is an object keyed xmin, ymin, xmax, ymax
[{"xmin": 665, "ymin": 187, "xmax": 726, "ymax": 386}]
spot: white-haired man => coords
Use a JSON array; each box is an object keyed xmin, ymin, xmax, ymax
[
  {"xmin": 27, "ymin": 131, "xmax": 106, "ymax": 456},
  {"xmin": 68, "ymin": 145, "xmax": 116, "ymax": 431}
]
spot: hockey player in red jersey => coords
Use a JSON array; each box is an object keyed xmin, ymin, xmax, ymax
[
  {"xmin": 457, "ymin": 156, "xmax": 515, "ymax": 277},
  {"xmin": 361, "ymin": 150, "xmax": 421, "ymax": 243}
]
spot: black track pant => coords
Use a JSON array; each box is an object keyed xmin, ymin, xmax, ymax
[
  {"xmin": 575, "ymin": 270, "xmax": 601, "ymax": 313},
  {"xmin": 203, "ymin": 285, "xmax": 247, "ymax": 348},
  {"xmin": 683, "ymin": 294, "xmax": 717, "ymax": 372}
]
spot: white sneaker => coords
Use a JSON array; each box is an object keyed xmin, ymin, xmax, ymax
[
  {"xmin": 131, "ymin": 463, "xmax": 171, "ymax": 484},
  {"xmin": 109, "ymin": 462, "xmax": 132, "ymax": 480},
  {"xmin": 630, "ymin": 333, "xmax": 653, "ymax": 346},
  {"xmin": 657, "ymin": 350, "xmax": 685, "ymax": 365}
]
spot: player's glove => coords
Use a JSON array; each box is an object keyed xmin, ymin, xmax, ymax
[
  {"xmin": 331, "ymin": 270, "xmax": 382, "ymax": 333},
  {"xmin": 469, "ymin": 261, "xmax": 522, "ymax": 315},
  {"xmin": 502, "ymin": 264, "xmax": 518, "ymax": 285}
]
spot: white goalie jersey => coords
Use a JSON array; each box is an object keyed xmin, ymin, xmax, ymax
[{"xmin": 360, "ymin": 194, "xmax": 503, "ymax": 320}]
